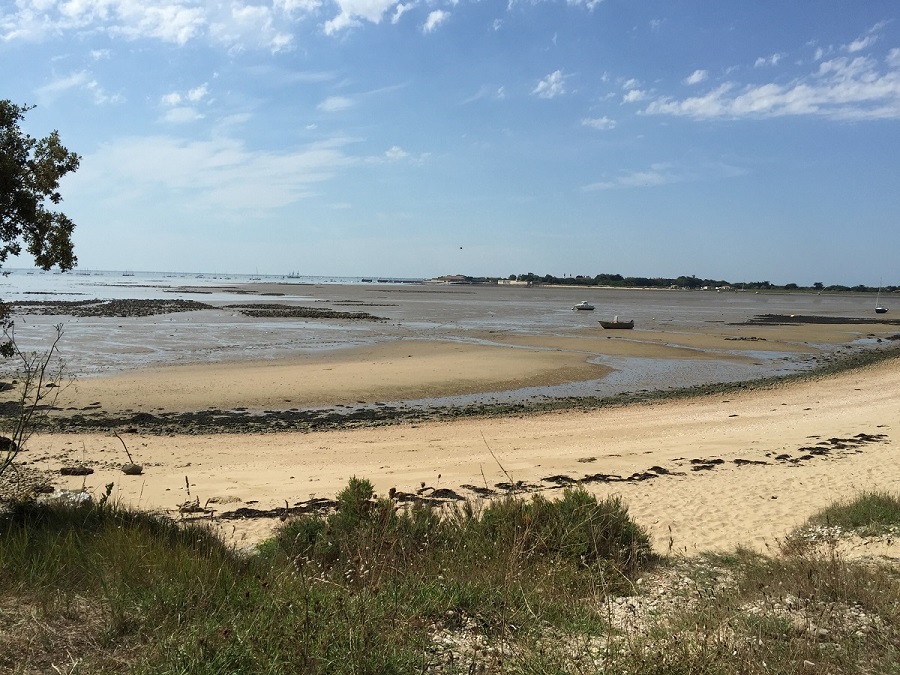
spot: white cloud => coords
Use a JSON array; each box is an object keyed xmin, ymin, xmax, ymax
[
  {"xmin": 391, "ymin": 2, "xmax": 414, "ymax": 24},
  {"xmin": 623, "ymin": 78, "xmax": 640, "ymax": 90},
  {"xmin": 35, "ymin": 69, "xmax": 120, "ymax": 105},
  {"xmin": 161, "ymin": 92, "xmax": 182, "ymax": 106},
  {"xmin": 422, "ymin": 9, "xmax": 448, "ymax": 33},
  {"xmin": 161, "ymin": 107, "xmax": 204, "ymax": 124},
  {"xmin": 582, "ymin": 163, "xmax": 680, "ymax": 191},
  {"xmin": 2, "ymin": 0, "xmax": 291, "ymax": 51},
  {"xmin": 384, "ymin": 145, "xmax": 409, "ymax": 161},
  {"xmin": 684, "ymin": 69, "xmax": 708, "ymax": 86},
  {"xmin": 644, "ymin": 54, "xmax": 900, "ymax": 121},
  {"xmin": 888, "ymin": 48, "xmax": 900, "ymax": 69},
  {"xmin": 36, "ymin": 71, "xmax": 93, "ymax": 99},
  {"xmin": 582, "ymin": 116, "xmax": 615, "ymax": 130},
  {"xmin": 367, "ymin": 144, "xmax": 429, "ymax": 165},
  {"xmin": 318, "ymin": 96, "xmax": 354, "ymax": 112},
  {"xmin": 159, "ymin": 83, "xmax": 209, "ymax": 122},
  {"xmin": 72, "ymin": 134, "xmax": 355, "ymax": 215},
  {"xmin": 162, "ymin": 83, "xmax": 209, "ymax": 107},
  {"xmin": 581, "ymin": 161, "xmax": 743, "ymax": 192},
  {"xmin": 533, "ymin": 70, "xmax": 566, "ymax": 99},
  {"xmin": 210, "ymin": 2, "xmax": 294, "ymax": 52},
  {"xmin": 323, "ymin": 0, "xmax": 397, "ymax": 35},
  {"xmin": 461, "ymin": 85, "xmax": 506, "ymax": 104},
  {"xmin": 274, "ymin": 0, "xmax": 323, "ymax": 14},
  {"xmin": 754, "ymin": 53, "xmax": 783, "ymax": 68},
  {"xmin": 567, "ymin": 0, "xmax": 604, "ymax": 10},
  {"xmin": 847, "ymin": 35, "xmax": 877, "ymax": 53},
  {"xmin": 846, "ymin": 21, "xmax": 887, "ymax": 53},
  {"xmin": 622, "ymin": 89, "xmax": 646, "ymax": 103},
  {"xmin": 101, "ymin": 1, "xmax": 207, "ymax": 46},
  {"xmin": 187, "ymin": 84, "xmax": 209, "ymax": 102}
]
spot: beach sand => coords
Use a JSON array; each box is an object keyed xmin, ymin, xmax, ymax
[
  {"xmin": 47, "ymin": 318, "xmax": 890, "ymax": 413},
  {"xmin": 17, "ymin": 333, "xmax": 898, "ymax": 558}
]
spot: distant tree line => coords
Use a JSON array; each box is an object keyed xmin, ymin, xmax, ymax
[{"xmin": 498, "ymin": 273, "xmax": 896, "ymax": 293}]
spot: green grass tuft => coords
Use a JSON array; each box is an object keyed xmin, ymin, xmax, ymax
[{"xmin": 807, "ymin": 490, "xmax": 900, "ymax": 535}]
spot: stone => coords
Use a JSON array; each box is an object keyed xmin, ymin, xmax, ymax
[
  {"xmin": 60, "ymin": 465, "xmax": 93, "ymax": 476},
  {"xmin": 41, "ymin": 489, "xmax": 94, "ymax": 507}
]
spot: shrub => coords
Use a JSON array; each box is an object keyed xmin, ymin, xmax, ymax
[{"xmin": 474, "ymin": 488, "xmax": 651, "ymax": 572}]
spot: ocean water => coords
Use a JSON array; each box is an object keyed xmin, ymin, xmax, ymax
[
  {"xmin": 0, "ymin": 268, "xmax": 887, "ymax": 406},
  {"xmin": 0, "ymin": 269, "xmax": 390, "ymax": 304}
]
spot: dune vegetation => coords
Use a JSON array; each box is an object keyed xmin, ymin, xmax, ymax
[{"xmin": 1, "ymin": 480, "xmax": 899, "ymax": 674}]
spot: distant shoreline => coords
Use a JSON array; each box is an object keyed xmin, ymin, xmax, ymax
[{"xmin": 2, "ymin": 266, "xmax": 896, "ymax": 293}]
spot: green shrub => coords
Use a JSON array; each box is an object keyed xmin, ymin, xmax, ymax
[
  {"xmin": 807, "ymin": 490, "xmax": 900, "ymax": 534},
  {"xmin": 475, "ymin": 488, "xmax": 651, "ymax": 572}
]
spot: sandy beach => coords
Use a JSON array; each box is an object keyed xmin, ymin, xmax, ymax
[
  {"xmin": 3, "ymin": 280, "xmax": 898, "ymax": 557},
  {"xmin": 16, "ymin": 343, "xmax": 898, "ymax": 558}
]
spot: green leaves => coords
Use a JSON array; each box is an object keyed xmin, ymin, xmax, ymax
[{"xmin": 0, "ymin": 100, "xmax": 80, "ymax": 272}]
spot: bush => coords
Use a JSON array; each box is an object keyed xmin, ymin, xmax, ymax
[
  {"xmin": 271, "ymin": 481, "xmax": 651, "ymax": 585},
  {"xmin": 474, "ymin": 488, "xmax": 651, "ymax": 572}
]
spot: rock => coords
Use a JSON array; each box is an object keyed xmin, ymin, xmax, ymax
[
  {"xmin": 60, "ymin": 465, "xmax": 93, "ymax": 476},
  {"xmin": 121, "ymin": 463, "xmax": 143, "ymax": 475},
  {"xmin": 178, "ymin": 497, "xmax": 207, "ymax": 514},
  {"xmin": 41, "ymin": 489, "xmax": 94, "ymax": 507}
]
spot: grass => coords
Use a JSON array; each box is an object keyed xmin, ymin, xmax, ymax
[
  {"xmin": 1, "ymin": 485, "xmax": 899, "ymax": 673},
  {"xmin": 805, "ymin": 490, "xmax": 900, "ymax": 535}
]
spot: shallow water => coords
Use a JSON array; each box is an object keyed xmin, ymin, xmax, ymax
[{"xmin": 0, "ymin": 270, "xmax": 889, "ymax": 407}]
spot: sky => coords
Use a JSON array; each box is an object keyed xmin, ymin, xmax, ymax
[{"xmin": 2, "ymin": 0, "xmax": 899, "ymax": 285}]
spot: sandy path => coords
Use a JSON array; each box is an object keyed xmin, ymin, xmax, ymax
[{"xmin": 23, "ymin": 356, "xmax": 899, "ymax": 557}]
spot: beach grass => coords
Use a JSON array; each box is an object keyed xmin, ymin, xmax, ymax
[
  {"xmin": 2, "ymin": 485, "xmax": 899, "ymax": 673},
  {"xmin": 805, "ymin": 490, "xmax": 900, "ymax": 535}
]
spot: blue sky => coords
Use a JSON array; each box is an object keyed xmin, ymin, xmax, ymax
[{"xmin": 2, "ymin": 0, "xmax": 899, "ymax": 285}]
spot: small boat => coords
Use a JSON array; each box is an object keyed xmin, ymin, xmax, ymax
[
  {"xmin": 599, "ymin": 316, "xmax": 634, "ymax": 329},
  {"xmin": 572, "ymin": 301, "xmax": 595, "ymax": 311},
  {"xmin": 875, "ymin": 285, "xmax": 888, "ymax": 314}
]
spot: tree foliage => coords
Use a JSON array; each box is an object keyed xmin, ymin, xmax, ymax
[{"xmin": 0, "ymin": 100, "xmax": 79, "ymax": 272}]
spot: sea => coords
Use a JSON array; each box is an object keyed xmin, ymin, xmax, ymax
[
  {"xmin": 0, "ymin": 269, "xmax": 395, "ymax": 303},
  {"xmin": 0, "ymin": 268, "xmax": 889, "ymax": 409}
]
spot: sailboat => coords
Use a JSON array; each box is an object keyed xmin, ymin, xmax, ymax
[{"xmin": 875, "ymin": 283, "xmax": 888, "ymax": 314}]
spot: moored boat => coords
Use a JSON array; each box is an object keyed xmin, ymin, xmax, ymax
[
  {"xmin": 875, "ymin": 285, "xmax": 888, "ymax": 314},
  {"xmin": 599, "ymin": 316, "xmax": 634, "ymax": 329},
  {"xmin": 572, "ymin": 301, "xmax": 595, "ymax": 311}
]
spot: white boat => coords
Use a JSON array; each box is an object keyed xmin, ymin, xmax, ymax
[
  {"xmin": 572, "ymin": 301, "xmax": 595, "ymax": 311},
  {"xmin": 875, "ymin": 284, "xmax": 888, "ymax": 314}
]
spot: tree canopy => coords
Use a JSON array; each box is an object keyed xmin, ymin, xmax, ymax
[{"xmin": 0, "ymin": 100, "xmax": 79, "ymax": 272}]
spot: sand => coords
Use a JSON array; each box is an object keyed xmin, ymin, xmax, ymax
[
  {"xmin": 19, "ymin": 341, "xmax": 899, "ymax": 558},
  {"xmin": 49, "ymin": 319, "xmax": 891, "ymax": 414}
]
